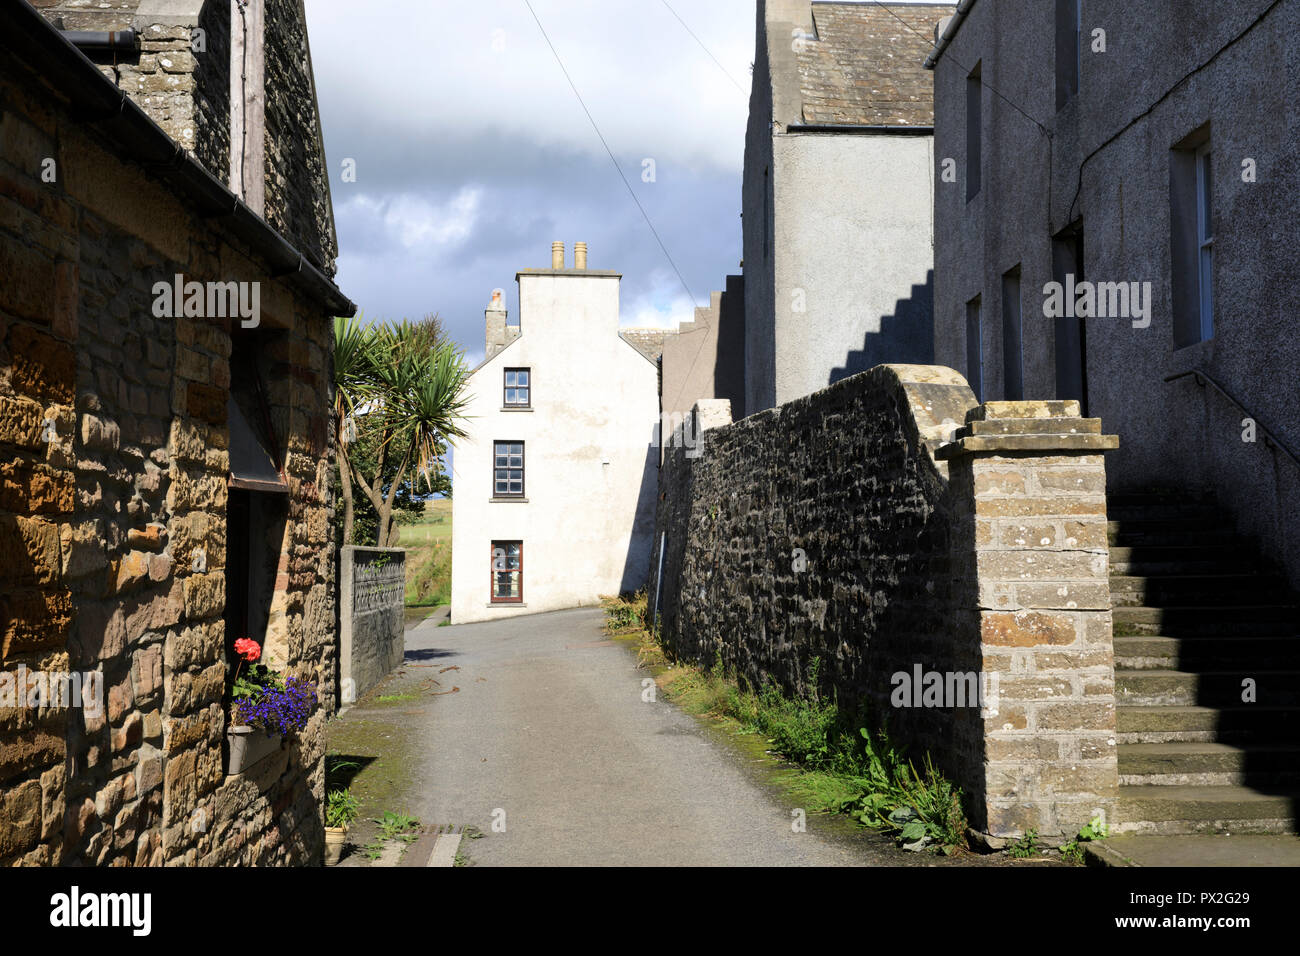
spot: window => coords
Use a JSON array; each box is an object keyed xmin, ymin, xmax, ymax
[
  {"xmin": 1001, "ymin": 267, "xmax": 1024, "ymax": 400},
  {"xmin": 1056, "ymin": 0, "xmax": 1082, "ymax": 109},
  {"xmin": 504, "ymin": 368, "xmax": 530, "ymax": 407},
  {"xmin": 1196, "ymin": 143, "xmax": 1214, "ymax": 341},
  {"xmin": 1171, "ymin": 127, "xmax": 1212, "ymax": 347},
  {"xmin": 491, "ymin": 541, "xmax": 522, "ymax": 603},
  {"xmin": 1052, "ymin": 223, "xmax": 1088, "ymax": 415},
  {"xmin": 493, "ymin": 441, "xmax": 524, "ymax": 497},
  {"xmin": 966, "ymin": 296, "xmax": 983, "ymax": 402},
  {"xmin": 966, "ymin": 63, "xmax": 982, "ymax": 201}
]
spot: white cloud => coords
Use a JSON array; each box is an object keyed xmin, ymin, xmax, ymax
[
  {"xmin": 340, "ymin": 186, "xmax": 482, "ymax": 250},
  {"xmin": 307, "ymin": 0, "xmax": 753, "ymax": 175},
  {"xmin": 622, "ymin": 268, "xmax": 698, "ymax": 329}
]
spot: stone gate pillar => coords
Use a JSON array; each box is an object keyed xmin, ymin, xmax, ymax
[{"xmin": 939, "ymin": 400, "xmax": 1120, "ymax": 843}]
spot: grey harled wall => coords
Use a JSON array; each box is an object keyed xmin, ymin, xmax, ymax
[
  {"xmin": 931, "ymin": 0, "xmax": 1300, "ymax": 590},
  {"xmin": 339, "ymin": 547, "xmax": 405, "ymax": 705}
]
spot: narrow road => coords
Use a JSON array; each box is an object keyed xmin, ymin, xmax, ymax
[{"xmin": 390, "ymin": 607, "xmax": 870, "ymax": 866}]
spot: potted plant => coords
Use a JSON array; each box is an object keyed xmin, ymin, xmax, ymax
[
  {"xmin": 227, "ymin": 638, "xmax": 316, "ymax": 775},
  {"xmin": 324, "ymin": 788, "xmax": 359, "ymax": 865}
]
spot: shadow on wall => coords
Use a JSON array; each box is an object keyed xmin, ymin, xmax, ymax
[
  {"xmin": 828, "ymin": 270, "xmax": 934, "ymax": 386},
  {"xmin": 713, "ymin": 274, "xmax": 747, "ymax": 420},
  {"xmin": 618, "ymin": 434, "xmax": 661, "ymax": 595}
]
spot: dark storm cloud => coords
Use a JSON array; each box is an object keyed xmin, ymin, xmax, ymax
[{"xmin": 305, "ymin": 0, "xmax": 755, "ymax": 362}]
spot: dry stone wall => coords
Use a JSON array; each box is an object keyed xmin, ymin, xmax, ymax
[{"xmin": 648, "ymin": 365, "xmax": 1121, "ymax": 840}]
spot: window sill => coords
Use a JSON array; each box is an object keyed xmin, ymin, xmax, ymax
[
  {"xmin": 488, "ymin": 602, "xmax": 527, "ymax": 608},
  {"xmin": 490, "ymin": 496, "xmax": 528, "ymax": 503},
  {"xmin": 1165, "ymin": 337, "xmax": 1215, "ymax": 377},
  {"xmin": 500, "ymin": 406, "xmax": 533, "ymax": 412}
]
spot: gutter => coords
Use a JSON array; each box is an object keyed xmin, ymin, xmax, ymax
[
  {"xmin": 923, "ymin": 0, "xmax": 978, "ymax": 70},
  {"xmin": 60, "ymin": 29, "xmax": 141, "ymax": 52},
  {"xmin": 1, "ymin": 2, "xmax": 356, "ymax": 318},
  {"xmin": 786, "ymin": 124, "xmax": 934, "ymax": 136}
]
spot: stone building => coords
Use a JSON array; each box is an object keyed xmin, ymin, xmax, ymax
[
  {"xmin": 450, "ymin": 242, "xmax": 660, "ymax": 624},
  {"xmin": 741, "ymin": 0, "xmax": 953, "ymax": 413},
  {"xmin": 0, "ymin": 0, "xmax": 351, "ymax": 865},
  {"xmin": 929, "ymin": 0, "xmax": 1299, "ymax": 837}
]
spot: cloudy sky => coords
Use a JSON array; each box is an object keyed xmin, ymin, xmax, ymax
[{"xmin": 306, "ymin": 0, "xmax": 757, "ymax": 365}]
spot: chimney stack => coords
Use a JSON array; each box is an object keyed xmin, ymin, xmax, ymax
[
  {"xmin": 574, "ymin": 242, "xmax": 588, "ymax": 270},
  {"xmin": 551, "ymin": 241, "xmax": 565, "ymax": 270},
  {"xmin": 485, "ymin": 288, "xmax": 508, "ymax": 359}
]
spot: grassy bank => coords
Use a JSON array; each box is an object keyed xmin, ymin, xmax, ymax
[
  {"xmin": 394, "ymin": 498, "xmax": 451, "ymax": 607},
  {"xmin": 601, "ymin": 594, "xmax": 969, "ymax": 855}
]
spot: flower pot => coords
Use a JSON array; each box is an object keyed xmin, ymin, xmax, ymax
[
  {"xmin": 226, "ymin": 725, "xmax": 283, "ymax": 776},
  {"xmin": 324, "ymin": 826, "xmax": 348, "ymax": 866}
]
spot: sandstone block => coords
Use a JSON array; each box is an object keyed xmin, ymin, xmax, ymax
[
  {"xmin": 0, "ymin": 779, "xmax": 42, "ymax": 858},
  {"xmin": 981, "ymin": 611, "xmax": 1079, "ymax": 648},
  {"xmin": 9, "ymin": 324, "xmax": 76, "ymax": 404}
]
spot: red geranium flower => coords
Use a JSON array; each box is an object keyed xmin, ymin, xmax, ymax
[{"xmin": 234, "ymin": 638, "xmax": 261, "ymax": 662}]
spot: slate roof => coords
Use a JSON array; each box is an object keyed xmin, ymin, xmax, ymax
[
  {"xmin": 795, "ymin": 2, "xmax": 954, "ymax": 126},
  {"xmin": 619, "ymin": 328, "xmax": 671, "ymax": 365}
]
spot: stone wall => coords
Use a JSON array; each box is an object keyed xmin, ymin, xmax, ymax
[
  {"xmin": 263, "ymin": 0, "xmax": 337, "ymax": 274},
  {"xmin": 338, "ymin": 547, "xmax": 405, "ymax": 706},
  {"xmin": 0, "ymin": 24, "xmax": 338, "ymax": 865},
  {"xmin": 36, "ymin": 0, "xmax": 337, "ymax": 276},
  {"xmin": 648, "ymin": 364, "xmax": 1120, "ymax": 840}
]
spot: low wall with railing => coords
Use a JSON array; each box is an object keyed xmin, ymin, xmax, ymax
[{"xmin": 339, "ymin": 547, "xmax": 406, "ymax": 705}]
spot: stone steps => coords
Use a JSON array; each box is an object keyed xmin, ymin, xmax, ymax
[
  {"xmin": 1109, "ymin": 545, "xmax": 1257, "ymax": 575},
  {"xmin": 1108, "ymin": 500, "xmax": 1300, "ymax": 836},
  {"xmin": 1112, "ymin": 604, "xmax": 1297, "ymax": 635},
  {"xmin": 1115, "ymin": 669, "xmax": 1300, "ymax": 707},
  {"xmin": 1109, "ymin": 574, "xmax": 1285, "ymax": 607},
  {"xmin": 1114, "ymin": 785, "xmax": 1300, "ymax": 835},
  {"xmin": 1115, "ymin": 635, "xmax": 1300, "ymax": 670},
  {"xmin": 1107, "ymin": 504, "xmax": 1222, "ymax": 523},
  {"xmin": 1117, "ymin": 705, "xmax": 1300, "ymax": 743},
  {"xmin": 1118, "ymin": 742, "xmax": 1300, "ymax": 787}
]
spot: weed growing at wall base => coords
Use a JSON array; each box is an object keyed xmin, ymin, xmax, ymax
[{"xmin": 601, "ymin": 597, "xmax": 971, "ymax": 855}]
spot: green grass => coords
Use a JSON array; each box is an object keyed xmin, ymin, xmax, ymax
[
  {"xmin": 396, "ymin": 499, "xmax": 452, "ymax": 607},
  {"xmin": 601, "ymin": 595, "xmax": 970, "ymax": 854}
]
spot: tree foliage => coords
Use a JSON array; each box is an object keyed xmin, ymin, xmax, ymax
[{"xmin": 332, "ymin": 313, "xmax": 469, "ymax": 547}]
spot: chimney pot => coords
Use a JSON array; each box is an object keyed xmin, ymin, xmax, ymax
[
  {"xmin": 574, "ymin": 242, "xmax": 588, "ymax": 270},
  {"xmin": 551, "ymin": 241, "xmax": 565, "ymax": 270}
]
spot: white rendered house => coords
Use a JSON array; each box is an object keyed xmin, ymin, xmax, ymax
[{"xmin": 450, "ymin": 242, "xmax": 660, "ymax": 623}]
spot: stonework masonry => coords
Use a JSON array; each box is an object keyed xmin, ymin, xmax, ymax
[
  {"xmin": 338, "ymin": 547, "xmax": 405, "ymax": 706},
  {"xmin": 33, "ymin": 0, "xmax": 337, "ymax": 275},
  {"xmin": 648, "ymin": 364, "xmax": 1120, "ymax": 841},
  {"xmin": 0, "ymin": 4, "xmax": 347, "ymax": 866}
]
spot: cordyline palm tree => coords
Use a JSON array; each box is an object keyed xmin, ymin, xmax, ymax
[
  {"xmin": 333, "ymin": 313, "xmax": 379, "ymax": 547},
  {"xmin": 333, "ymin": 314, "xmax": 470, "ymax": 547}
]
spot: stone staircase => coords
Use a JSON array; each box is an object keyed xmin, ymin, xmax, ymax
[{"xmin": 1109, "ymin": 492, "xmax": 1300, "ymax": 835}]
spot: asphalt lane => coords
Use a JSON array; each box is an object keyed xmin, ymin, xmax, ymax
[{"xmin": 398, "ymin": 607, "xmax": 867, "ymax": 866}]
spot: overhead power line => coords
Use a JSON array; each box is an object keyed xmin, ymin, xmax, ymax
[
  {"xmin": 659, "ymin": 0, "xmax": 748, "ymax": 95},
  {"xmin": 523, "ymin": 0, "xmax": 698, "ymax": 307}
]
